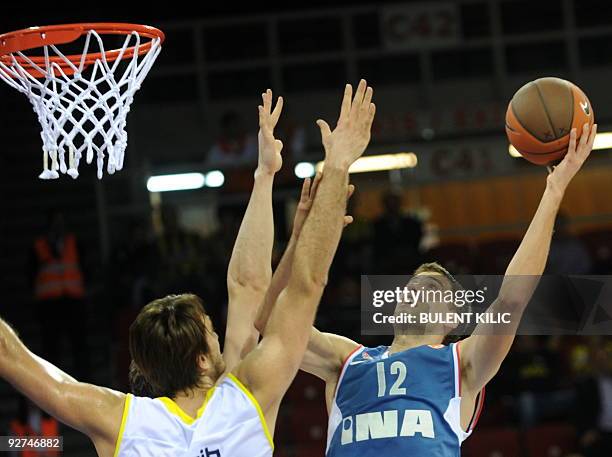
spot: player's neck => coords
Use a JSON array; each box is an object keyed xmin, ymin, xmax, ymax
[
  {"xmin": 388, "ymin": 334, "xmax": 445, "ymax": 354},
  {"xmin": 172, "ymin": 380, "xmax": 215, "ymax": 418}
]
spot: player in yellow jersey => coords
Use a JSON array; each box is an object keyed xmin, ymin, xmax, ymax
[{"xmin": 0, "ymin": 80, "xmax": 376, "ymax": 457}]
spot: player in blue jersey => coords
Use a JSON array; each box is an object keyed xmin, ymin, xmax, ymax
[{"xmin": 256, "ymin": 122, "xmax": 598, "ymax": 456}]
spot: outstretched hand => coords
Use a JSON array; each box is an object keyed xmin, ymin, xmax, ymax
[
  {"xmin": 547, "ymin": 123, "xmax": 597, "ymax": 195},
  {"xmin": 292, "ymin": 173, "xmax": 355, "ymax": 237},
  {"xmin": 317, "ymin": 79, "xmax": 376, "ymax": 170},
  {"xmin": 257, "ymin": 89, "xmax": 284, "ymax": 175}
]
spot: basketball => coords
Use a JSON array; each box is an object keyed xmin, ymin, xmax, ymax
[{"xmin": 505, "ymin": 77, "xmax": 594, "ymax": 165}]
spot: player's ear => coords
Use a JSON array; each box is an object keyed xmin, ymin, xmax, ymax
[
  {"xmin": 197, "ymin": 353, "xmax": 209, "ymax": 371},
  {"xmin": 444, "ymin": 307, "xmax": 460, "ymax": 333}
]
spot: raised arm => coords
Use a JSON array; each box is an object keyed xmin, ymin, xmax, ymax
[
  {"xmin": 252, "ymin": 175, "xmax": 321, "ymax": 334},
  {"xmin": 0, "ymin": 318, "xmax": 124, "ymax": 456},
  {"xmin": 223, "ymin": 90, "xmax": 283, "ymax": 372},
  {"xmin": 253, "ymin": 175, "xmax": 360, "ymax": 383},
  {"xmin": 461, "ymin": 124, "xmax": 597, "ymax": 393},
  {"xmin": 234, "ymin": 80, "xmax": 376, "ymax": 425}
]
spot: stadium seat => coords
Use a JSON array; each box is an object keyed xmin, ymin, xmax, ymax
[
  {"xmin": 462, "ymin": 427, "xmax": 521, "ymax": 457},
  {"xmin": 525, "ymin": 423, "xmax": 577, "ymax": 457}
]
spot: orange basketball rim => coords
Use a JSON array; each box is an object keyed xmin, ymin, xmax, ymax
[{"xmin": 0, "ymin": 23, "xmax": 165, "ymax": 77}]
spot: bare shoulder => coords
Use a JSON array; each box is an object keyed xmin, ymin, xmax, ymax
[
  {"xmin": 302, "ymin": 329, "xmax": 360, "ymax": 382},
  {"xmin": 318, "ymin": 330, "xmax": 361, "ymax": 364},
  {"xmin": 90, "ymin": 388, "xmax": 130, "ymax": 457},
  {"xmin": 456, "ymin": 335, "xmax": 506, "ymax": 394}
]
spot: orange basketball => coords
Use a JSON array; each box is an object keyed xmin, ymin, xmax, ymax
[{"xmin": 505, "ymin": 77, "xmax": 594, "ymax": 165}]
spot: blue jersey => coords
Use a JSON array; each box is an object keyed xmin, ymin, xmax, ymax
[{"xmin": 326, "ymin": 343, "xmax": 484, "ymax": 457}]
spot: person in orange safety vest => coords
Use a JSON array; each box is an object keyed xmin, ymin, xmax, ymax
[
  {"xmin": 8, "ymin": 395, "xmax": 59, "ymax": 457},
  {"xmin": 27, "ymin": 211, "xmax": 89, "ymax": 381}
]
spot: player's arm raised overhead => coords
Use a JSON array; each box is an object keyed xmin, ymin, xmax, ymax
[
  {"xmin": 223, "ymin": 90, "xmax": 283, "ymax": 372},
  {"xmin": 253, "ymin": 173, "xmax": 325, "ymax": 334},
  {"xmin": 253, "ymin": 173, "xmax": 360, "ymax": 384},
  {"xmin": 235, "ymin": 80, "xmax": 376, "ymax": 425},
  {"xmin": 0, "ymin": 318, "xmax": 124, "ymax": 457},
  {"xmin": 460, "ymin": 123, "xmax": 597, "ymax": 394}
]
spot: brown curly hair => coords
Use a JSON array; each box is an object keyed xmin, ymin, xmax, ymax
[{"xmin": 129, "ymin": 294, "xmax": 210, "ymax": 398}]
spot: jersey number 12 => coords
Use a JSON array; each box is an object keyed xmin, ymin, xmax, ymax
[{"xmin": 376, "ymin": 361, "xmax": 407, "ymax": 397}]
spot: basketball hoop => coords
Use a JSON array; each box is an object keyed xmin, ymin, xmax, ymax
[{"xmin": 0, "ymin": 23, "xmax": 164, "ymax": 179}]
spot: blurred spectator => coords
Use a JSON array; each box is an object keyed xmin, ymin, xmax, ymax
[
  {"xmin": 7, "ymin": 396, "xmax": 58, "ymax": 457},
  {"xmin": 507, "ymin": 336, "xmax": 573, "ymax": 427},
  {"xmin": 547, "ymin": 213, "xmax": 592, "ymax": 274},
  {"xmin": 207, "ymin": 111, "xmax": 257, "ymax": 166},
  {"xmin": 155, "ymin": 205, "xmax": 208, "ymax": 295},
  {"xmin": 372, "ymin": 191, "xmax": 423, "ymax": 274},
  {"xmin": 27, "ymin": 211, "xmax": 89, "ymax": 380},
  {"xmin": 202, "ymin": 203, "xmax": 245, "ymax": 337},
  {"xmin": 274, "ymin": 107, "xmax": 306, "ymax": 160},
  {"xmin": 334, "ymin": 191, "xmax": 373, "ymax": 276},
  {"xmin": 574, "ymin": 339, "xmax": 612, "ymax": 457},
  {"xmin": 420, "ymin": 220, "xmax": 440, "ymax": 253},
  {"xmin": 326, "ymin": 274, "xmax": 361, "ymax": 340},
  {"xmin": 110, "ymin": 218, "xmax": 158, "ymax": 310},
  {"xmin": 341, "ymin": 190, "xmax": 373, "ymax": 247}
]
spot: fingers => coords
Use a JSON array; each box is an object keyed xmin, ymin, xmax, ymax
[
  {"xmin": 275, "ymin": 139, "xmax": 284, "ymax": 152},
  {"xmin": 366, "ymin": 103, "xmax": 376, "ymax": 129},
  {"xmin": 347, "ymin": 184, "xmax": 355, "ymax": 199},
  {"xmin": 300, "ymin": 177, "xmax": 312, "ymax": 201},
  {"xmin": 578, "ymin": 123, "xmax": 597, "ymax": 163},
  {"xmin": 260, "ymin": 89, "xmax": 283, "ymax": 130},
  {"xmin": 587, "ymin": 123, "xmax": 597, "ymax": 151},
  {"xmin": 358, "ymin": 86, "xmax": 374, "ymax": 131},
  {"xmin": 567, "ymin": 128, "xmax": 577, "ymax": 156},
  {"xmin": 350, "ymin": 79, "xmax": 367, "ymax": 120},
  {"xmin": 553, "ymin": 123, "xmax": 596, "ymax": 181},
  {"xmin": 258, "ymin": 105, "xmax": 275, "ymax": 142},
  {"xmin": 343, "ymin": 185, "xmax": 355, "ymax": 227},
  {"xmin": 361, "ymin": 86, "xmax": 373, "ymax": 116},
  {"xmin": 316, "ymin": 119, "xmax": 332, "ymax": 143},
  {"xmin": 260, "ymin": 91, "xmax": 271, "ymax": 131},
  {"xmin": 258, "ymin": 105, "xmax": 267, "ymax": 130},
  {"xmin": 339, "ymin": 84, "xmax": 353, "ymax": 124},
  {"xmin": 353, "ymin": 79, "xmax": 367, "ymax": 106},
  {"xmin": 573, "ymin": 123, "xmax": 596, "ymax": 163},
  {"xmin": 578, "ymin": 123, "xmax": 590, "ymax": 150},
  {"xmin": 262, "ymin": 89, "xmax": 272, "ymax": 114},
  {"xmin": 271, "ymin": 96, "xmax": 284, "ymax": 126}
]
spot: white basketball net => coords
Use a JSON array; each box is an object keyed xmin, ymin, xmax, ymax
[{"xmin": 0, "ymin": 29, "xmax": 162, "ymax": 179}]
